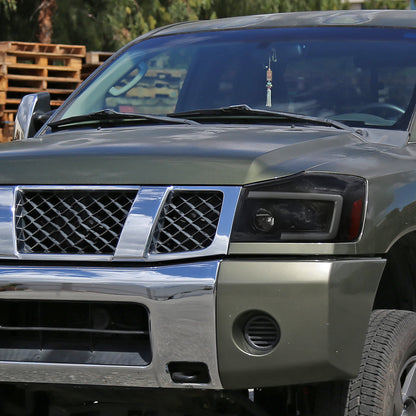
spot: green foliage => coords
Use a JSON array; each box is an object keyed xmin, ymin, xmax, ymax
[
  {"xmin": 212, "ymin": 0, "xmax": 345, "ymax": 16},
  {"xmin": 51, "ymin": 0, "xmax": 215, "ymax": 50},
  {"xmin": 0, "ymin": 0, "xmax": 16, "ymax": 16},
  {"xmin": 0, "ymin": 0, "xmax": 39, "ymax": 41},
  {"xmin": 0, "ymin": 0, "xmax": 411, "ymax": 50},
  {"xmin": 363, "ymin": 0, "xmax": 407, "ymax": 8}
]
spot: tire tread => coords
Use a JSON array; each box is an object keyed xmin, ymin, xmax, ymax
[{"xmin": 345, "ymin": 309, "xmax": 416, "ymax": 416}]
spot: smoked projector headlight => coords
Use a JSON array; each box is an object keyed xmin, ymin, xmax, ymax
[{"xmin": 231, "ymin": 173, "xmax": 366, "ymax": 243}]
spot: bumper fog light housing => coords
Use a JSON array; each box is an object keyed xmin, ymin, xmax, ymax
[
  {"xmin": 233, "ymin": 311, "xmax": 280, "ymax": 355},
  {"xmin": 244, "ymin": 314, "xmax": 280, "ymax": 352}
]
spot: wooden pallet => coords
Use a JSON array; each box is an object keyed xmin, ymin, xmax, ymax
[
  {"xmin": 0, "ymin": 41, "xmax": 85, "ymax": 105},
  {"xmin": 0, "ymin": 41, "xmax": 85, "ymax": 54},
  {"xmin": 0, "ymin": 41, "xmax": 85, "ymax": 71},
  {"xmin": 2, "ymin": 113, "xmax": 14, "ymax": 143},
  {"xmin": 82, "ymin": 51, "xmax": 113, "ymax": 80},
  {"xmin": 0, "ymin": 105, "xmax": 15, "ymax": 142},
  {"xmin": 0, "ymin": 41, "xmax": 86, "ymax": 142},
  {"xmin": 85, "ymin": 51, "xmax": 112, "ymax": 65}
]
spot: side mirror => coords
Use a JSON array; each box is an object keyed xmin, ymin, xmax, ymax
[{"xmin": 13, "ymin": 92, "xmax": 52, "ymax": 141}]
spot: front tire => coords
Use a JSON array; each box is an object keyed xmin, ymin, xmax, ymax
[{"xmin": 345, "ymin": 309, "xmax": 416, "ymax": 416}]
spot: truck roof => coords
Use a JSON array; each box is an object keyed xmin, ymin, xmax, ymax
[{"xmin": 152, "ymin": 10, "xmax": 416, "ymax": 37}]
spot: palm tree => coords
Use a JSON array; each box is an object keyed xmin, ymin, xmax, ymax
[{"xmin": 37, "ymin": 0, "xmax": 57, "ymax": 43}]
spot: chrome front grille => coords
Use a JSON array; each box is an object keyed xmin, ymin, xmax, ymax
[
  {"xmin": 9, "ymin": 186, "xmax": 239, "ymax": 261},
  {"xmin": 150, "ymin": 191, "xmax": 224, "ymax": 254},
  {"xmin": 15, "ymin": 189, "xmax": 137, "ymax": 255}
]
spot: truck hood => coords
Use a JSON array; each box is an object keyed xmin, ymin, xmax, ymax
[{"xmin": 0, "ymin": 124, "xmax": 366, "ymax": 185}]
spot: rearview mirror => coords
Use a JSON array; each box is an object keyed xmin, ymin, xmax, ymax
[{"xmin": 13, "ymin": 93, "xmax": 52, "ymax": 141}]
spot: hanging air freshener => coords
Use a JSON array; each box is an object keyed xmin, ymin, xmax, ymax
[
  {"xmin": 266, "ymin": 50, "xmax": 276, "ymax": 108},
  {"xmin": 266, "ymin": 60, "xmax": 272, "ymax": 108}
]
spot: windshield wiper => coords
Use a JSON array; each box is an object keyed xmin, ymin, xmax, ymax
[
  {"xmin": 48, "ymin": 109, "xmax": 198, "ymax": 129},
  {"xmin": 169, "ymin": 104, "xmax": 357, "ymax": 133}
]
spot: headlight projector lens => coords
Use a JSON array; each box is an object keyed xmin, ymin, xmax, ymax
[{"xmin": 254, "ymin": 208, "xmax": 275, "ymax": 232}]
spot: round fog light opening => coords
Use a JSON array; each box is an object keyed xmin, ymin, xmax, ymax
[{"xmin": 244, "ymin": 314, "xmax": 280, "ymax": 352}]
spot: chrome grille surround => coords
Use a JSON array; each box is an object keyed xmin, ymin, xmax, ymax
[
  {"xmin": 3, "ymin": 185, "xmax": 241, "ymax": 262},
  {"xmin": 150, "ymin": 191, "xmax": 224, "ymax": 254}
]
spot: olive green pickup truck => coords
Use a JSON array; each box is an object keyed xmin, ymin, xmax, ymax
[{"xmin": 3, "ymin": 9, "xmax": 416, "ymax": 416}]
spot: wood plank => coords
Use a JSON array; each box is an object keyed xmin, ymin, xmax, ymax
[
  {"xmin": 5, "ymin": 63, "xmax": 81, "ymax": 72},
  {"xmin": 2, "ymin": 111, "xmax": 15, "ymax": 121},
  {"xmin": 50, "ymin": 100, "xmax": 64, "ymax": 107},
  {"xmin": 6, "ymin": 74, "xmax": 80, "ymax": 83},
  {"xmin": 0, "ymin": 53, "xmax": 15, "ymax": 65},
  {"xmin": 7, "ymin": 86, "xmax": 75, "ymax": 94},
  {"xmin": 85, "ymin": 51, "xmax": 113, "ymax": 65},
  {"xmin": 5, "ymin": 98, "xmax": 23, "ymax": 105},
  {"xmin": 4, "ymin": 96, "xmax": 68, "ymax": 107},
  {"xmin": 1, "ymin": 119, "xmax": 14, "ymax": 142},
  {"xmin": 0, "ymin": 77, "xmax": 7, "ymax": 91},
  {"xmin": 0, "ymin": 50, "xmax": 85, "ymax": 60}
]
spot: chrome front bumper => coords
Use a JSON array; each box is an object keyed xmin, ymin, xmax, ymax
[
  {"xmin": 0, "ymin": 261, "xmax": 222, "ymax": 389},
  {"xmin": 0, "ymin": 257, "xmax": 386, "ymax": 390}
]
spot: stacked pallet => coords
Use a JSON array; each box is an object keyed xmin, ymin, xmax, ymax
[
  {"xmin": 81, "ymin": 51, "xmax": 113, "ymax": 80},
  {"xmin": 105, "ymin": 68, "xmax": 187, "ymax": 116},
  {"xmin": 0, "ymin": 41, "xmax": 86, "ymax": 142}
]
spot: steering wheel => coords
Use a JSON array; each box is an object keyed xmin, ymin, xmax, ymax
[{"xmin": 360, "ymin": 103, "xmax": 405, "ymax": 120}]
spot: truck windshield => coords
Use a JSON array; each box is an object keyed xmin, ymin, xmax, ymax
[{"xmin": 56, "ymin": 26, "xmax": 416, "ymax": 130}]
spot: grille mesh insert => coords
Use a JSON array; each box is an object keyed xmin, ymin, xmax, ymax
[
  {"xmin": 15, "ymin": 190, "xmax": 137, "ymax": 255},
  {"xmin": 151, "ymin": 191, "xmax": 223, "ymax": 254}
]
